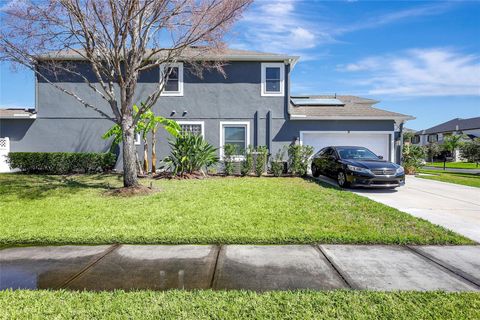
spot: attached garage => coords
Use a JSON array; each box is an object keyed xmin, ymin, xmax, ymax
[
  {"xmin": 300, "ymin": 131, "xmax": 393, "ymax": 161},
  {"xmin": 289, "ymin": 96, "xmax": 415, "ymax": 164}
]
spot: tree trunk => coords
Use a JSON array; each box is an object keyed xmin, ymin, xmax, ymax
[
  {"xmin": 143, "ymin": 138, "xmax": 149, "ymax": 173},
  {"xmin": 121, "ymin": 115, "xmax": 139, "ymax": 187},
  {"xmin": 151, "ymin": 126, "xmax": 157, "ymax": 173}
]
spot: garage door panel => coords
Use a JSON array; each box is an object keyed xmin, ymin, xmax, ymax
[{"xmin": 302, "ymin": 132, "xmax": 390, "ymax": 161}]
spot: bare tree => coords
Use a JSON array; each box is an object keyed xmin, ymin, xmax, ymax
[{"xmin": 0, "ymin": 0, "xmax": 251, "ymax": 187}]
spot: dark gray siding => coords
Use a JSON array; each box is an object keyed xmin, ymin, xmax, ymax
[{"xmin": 2, "ymin": 60, "xmax": 398, "ymax": 170}]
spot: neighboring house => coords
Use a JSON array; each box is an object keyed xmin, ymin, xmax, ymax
[
  {"xmin": 412, "ymin": 117, "xmax": 480, "ymax": 160},
  {"xmin": 0, "ymin": 48, "xmax": 414, "ymax": 172}
]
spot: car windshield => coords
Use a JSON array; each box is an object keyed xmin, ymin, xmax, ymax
[{"xmin": 337, "ymin": 147, "xmax": 380, "ymax": 160}]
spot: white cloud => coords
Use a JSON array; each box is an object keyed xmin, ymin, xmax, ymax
[
  {"xmin": 232, "ymin": 0, "xmax": 323, "ymax": 55},
  {"xmin": 339, "ymin": 48, "xmax": 480, "ymax": 96},
  {"xmin": 337, "ymin": 2, "xmax": 454, "ymax": 34},
  {"xmin": 233, "ymin": 1, "xmax": 458, "ymax": 62}
]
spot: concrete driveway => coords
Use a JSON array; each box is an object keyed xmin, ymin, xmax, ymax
[{"xmin": 351, "ymin": 176, "xmax": 480, "ymax": 243}]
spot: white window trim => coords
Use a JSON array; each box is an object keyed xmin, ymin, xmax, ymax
[
  {"xmin": 219, "ymin": 121, "xmax": 250, "ymax": 160},
  {"xmin": 134, "ymin": 133, "xmax": 141, "ymax": 145},
  {"xmin": 177, "ymin": 121, "xmax": 205, "ymax": 137},
  {"xmin": 160, "ymin": 62, "xmax": 184, "ymax": 96},
  {"xmin": 261, "ymin": 62, "xmax": 285, "ymax": 97}
]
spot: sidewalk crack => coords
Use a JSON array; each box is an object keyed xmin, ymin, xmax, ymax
[{"xmin": 57, "ymin": 244, "xmax": 120, "ymax": 289}]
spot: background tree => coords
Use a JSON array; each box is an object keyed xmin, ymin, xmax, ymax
[
  {"xmin": 460, "ymin": 138, "xmax": 480, "ymax": 167},
  {"xmin": 0, "ymin": 0, "xmax": 251, "ymax": 187},
  {"xmin": 402, "ymin": 132, "xmax": 415, "ymax": 145},
  {"xmin": 425, "ymin": 142, "xmax": 441, "ymax": 162},
  {"xmin": 442, "ymin": 134, "xmax": 465, "ymax": 161}
]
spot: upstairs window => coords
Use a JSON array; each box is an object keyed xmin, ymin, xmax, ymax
[
  {"xmin": 160, "ymin": 63, "xmax": 184, "ymax": 96},
  {"xmin": 261, "ymin": 63, "xmax": 284, "ymax": 96},
  {"xmin": 411, "ymin": 135, "xmax": 420, "ymax": 144}
]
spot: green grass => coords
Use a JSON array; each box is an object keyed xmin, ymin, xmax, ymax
[
  {"xmin": 426, "ymin": 162, "xmax": 480, "ymax": 169},
  {"xmin": 418, "ymin": 170, "xmax": 480, "ymax": 188},
  {"xmin": 1, "ymin": 290, "xmax": 479, "ymax": 320},
  {"xmin": 0, "ymin": 173, "xmax": 472, "ymax": 246}
]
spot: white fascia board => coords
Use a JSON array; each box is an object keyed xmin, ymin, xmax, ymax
[
  {"xmin": 0, "ymin": 114, "xmax": 37, "ymax": 119},
  {"xmin": 289, "ymin": 115, "xmax": 416, "ymax": 121}
]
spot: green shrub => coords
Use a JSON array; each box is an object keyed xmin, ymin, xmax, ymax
[
  {"xmin": 7, "ymin": 152, "xmax": 116, "ymax": 174},
  {"xmin": 254, "ymin": 146, "xmax": 268, "ymax": 177},
  {"xmin": 240, "ymin": 145, "xmax": 254, "ymax": 176},
  {"xmin": 402, "ymin": 144, "xmax": 426, "ymax": 174},
  {"xmin": 288, "ymin": 144, "xmax": 314, "ymax": 176},
  {"xmin": 460, "ymin": 138, "xmax": 480, "ymax": 166},
  {"xmin": 164, "ymin": 133, "xmax": 218, "ymax": 176},
  {"xmin": 270, "ymin": 147, "xmax": 286, "ymax": 177},
  {"xmin": 223, "ymin": 144, "xmax": 237, "ymax": 176}
]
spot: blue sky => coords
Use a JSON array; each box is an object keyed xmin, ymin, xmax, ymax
[{"xmin": 1, "ymin": 0, "xmax": 479, "ymax": 130}]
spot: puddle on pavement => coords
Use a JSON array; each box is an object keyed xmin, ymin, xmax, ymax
[
  {"xmin": 0, "ymin": 245, "xmax": 218, "ymax": 291},
  {"xmin": 0, "ymin": 246, "xmax": 111, "ymax": 290}
]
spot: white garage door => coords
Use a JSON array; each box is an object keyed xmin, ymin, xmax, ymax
[{"xmin": 301, "ymin": 132, "xmax": 392, "ymax": 161}]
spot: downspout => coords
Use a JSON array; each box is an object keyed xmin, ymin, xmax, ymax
[
  {"xmin": 254, "ymin": 111, "xmax": 259, "ymax": 148},
  {"xmin": 398, "ymin": 122, "xmax": 404, "ymax": 165},
  {"xmin": 267, "ymin": 110, "xmax": 272, "ymax": 151}
]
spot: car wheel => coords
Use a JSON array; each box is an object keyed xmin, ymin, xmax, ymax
[
  {"xmin": 337, "ymin": 171, "xmax": 350, "ymax": 188},
  {"xmin": 311, "ymin": 164, "xmax": 320, "ymax": 177}
]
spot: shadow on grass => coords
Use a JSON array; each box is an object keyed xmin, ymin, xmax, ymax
[
  {"xmin": 302, "ymin": 175, "xmax": 342, "ymax": 191},
  {"xmin": 304, "ymin": 175, "xmax": 399, "ymax": 194},
  {"xmin": 0, "ymin": 173, "xmax": 122, "ymax": 200}
]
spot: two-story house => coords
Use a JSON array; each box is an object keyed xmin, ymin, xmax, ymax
[
  {"xmin": 411, "ymin": 117, "xmax": 480, "ymax": 161},
  {"xmin": 0, "ymin": 48, "xmax": 414, "ymax": 172},
  {"xmin": 413, "ymin": 117, "xmax": 480, "ymax": 146}
]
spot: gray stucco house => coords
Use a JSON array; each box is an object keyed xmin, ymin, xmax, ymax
[{"xmin": 0, "ymin": 48, "xmax": 414, "ymax": 172}]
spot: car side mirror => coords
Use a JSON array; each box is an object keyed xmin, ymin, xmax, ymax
[{"xmin": 378, "ymin": 156, "xmax": 383, "ymax": 160}]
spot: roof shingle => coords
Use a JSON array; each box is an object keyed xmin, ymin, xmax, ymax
[
  {"xmin": 289, "ymin": 95, "xmax": 414, "ymax": 120},
  {"xmin": 419, "ymin": 117, "xmax": 480, "ymax": 134}
]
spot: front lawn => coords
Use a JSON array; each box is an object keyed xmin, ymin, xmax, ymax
[
  {"xmin": 418, "ymin": 170, "xmax": 480, "ymax": 188},
  {"xmin": 0, "ymin": 174, "xmax": 471, "ymax": 246},
  {"xmin": 1, "ymin": 290, "xmax": 479, "ymax": 320},
  {"xmin": 426, "ymin": 162, "xmax": 479, "ymax": 169}
]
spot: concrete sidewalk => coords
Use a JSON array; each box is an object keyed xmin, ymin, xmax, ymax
[{"xmin": 1, "ymin": 244, "xmax": 479, "ymax": 292}]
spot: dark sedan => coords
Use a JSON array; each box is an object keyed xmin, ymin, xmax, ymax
[{"xmin": 311, "ymin": 146, "xmax": 405, "ymax": 188}]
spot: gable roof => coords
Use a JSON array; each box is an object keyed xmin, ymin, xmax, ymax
[
  {"xmin": 289, "ymin": 95, "xmax": 414, "ymax": 121},
  {"xmin": 419, "ymin": 117, "xmax": 480, "ymax": 134},
  {"xmin": 36, "ymin": 47, "xmax": 300, "ymax": 64}
]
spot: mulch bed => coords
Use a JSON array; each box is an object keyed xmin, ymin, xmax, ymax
[{"xmin": 153, "ymin": 172, "xmax": 207, "ymax": 180}]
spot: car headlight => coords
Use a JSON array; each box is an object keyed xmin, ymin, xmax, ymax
[
  {"xmin": 396, "ymin": 166, "xmax": 405, "ymax": 174},
  {"xmin": 347, "ymin": 165, "xmax": 372, "ymax": 174}
]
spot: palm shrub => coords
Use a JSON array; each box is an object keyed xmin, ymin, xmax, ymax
[
  {"xmin": 442, "ymin": 134, "xmax": 465, "ymax": 161},
  {"xmin": 288, "ymin": 144, "xmax": 314, "ymax": 176},
  {"xmin": 402, "ymin": 144, "xmax": 426, "ymax": 174},
  {"xmin": 223, "ymin": 144, "xmax": 237, "ymax": 176},
  {"xmin": 425, "ymin": 142, "xmax": 441, "ymax": 162},
  {"xmin": 241, "ymin": 145, "xmax": 254, "ymax": 176},
  {"xmin": 254, "ymin": 146, "xmax": 268, "ymax": 177},
  {"xmin": 270, "ymin": 147, "xmax": 286, "ymax": 177},
  {"xmin": 164, "ymin": 133, "xmax": 218, "ymax": 176}
]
